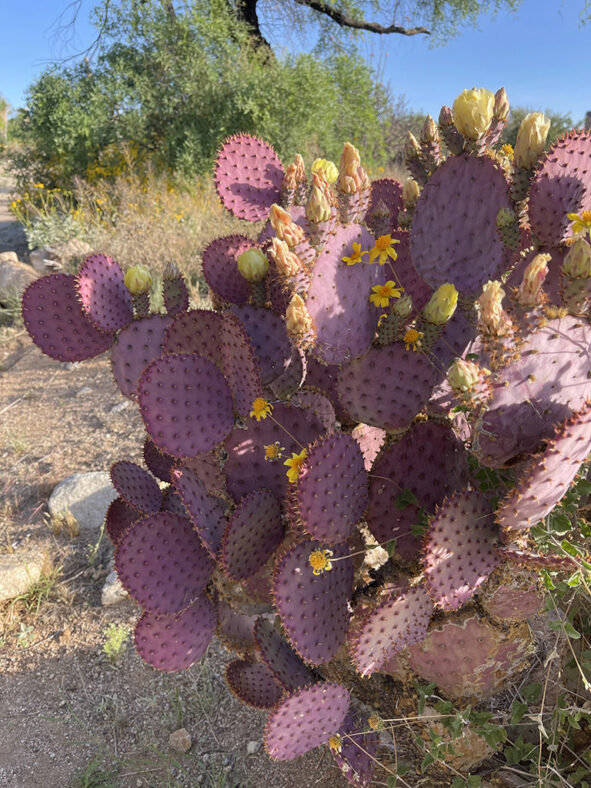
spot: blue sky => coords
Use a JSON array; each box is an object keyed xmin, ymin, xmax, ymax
[{"xmin": 1, "ymin": 0, "xmax": 590, "ymax": 123}]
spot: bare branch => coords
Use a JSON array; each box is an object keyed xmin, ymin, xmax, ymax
[{"xmin": 291, "ymin": 0, "xmax": 430, "ymax": 36}]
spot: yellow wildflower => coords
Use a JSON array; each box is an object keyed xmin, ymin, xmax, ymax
[
  {"xmin": 500, "ymin": 144, "xmax": 514, "ymax": 160},
  {"xmin": 369, "ymin": 235, "xmax": 400, "ymax": 265},
  {"xmin": 33, "ymin": 183, "xmax": 45, "ymax": 189},
  {"xmin": 369, "ymin": 281, "xmax": 403, "ymax": 308},
  {"xmin": 309, "ymin": 548, "xmax": 334, "ymax": 576},
  {"xmin": 250, "ymin": 398, "xmax": 273, "ymax": 421},
  {"xmin": 264, "ymin": 442, "xmax": 284, "ymax": 462},
  {"xmin": 328, "ymin": 733, "xmax": 342, "ymax": 753},
  {"xmin": 403, "ymin": 328, "xmax": 423, "ymax": 351},
  {"xmin": 567, "ymin": 210, "xmax": 591, "ymax": 237},
  {"xmin": 284, "ymin": 448, "xmax": 308, "ymax": 483},
  {"xmin": 342, "ymin": 242, "xmax": 367, "ymax": 266}
]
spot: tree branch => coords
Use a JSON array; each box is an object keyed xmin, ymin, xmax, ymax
[{"xmin": 292, "ymin": 0, "xmax": 430, "ymax": 37}]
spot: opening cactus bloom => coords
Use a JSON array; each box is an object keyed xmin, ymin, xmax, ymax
[
  {"xmin": 270, "ymin": 203, "xmax": 305, "ymax": 247},
  {"xmin": 567, "ymin": 210, "xmax": 591, "ymax": 238},
  {"xmin": 423, "ymin": 283, "xmax": 458, "ymax": 325},
  {"xmin": 311, "ymin": 157, "xmax": 338, "ymax": 184},
  {"xmin": 478, "ymin": 280, "xmax": 512, "ymax": 336},
  {"xmin": 452, "ymin": 88, "xmax": 495, "ymax": 140},
  {"xmin": 285, "ymin": 293, "xmax": 314, "ymax": 335},
  {"xmin": 513, "ymin": 112, "xmax": 551, "ymax": 169},
  {"xmin": 237, "ymin": 248, "xmax": 269, "ymax": 282},
  {"xmin": 516, "ymin": 253, "xmax": 551, "ymax": 306},
  {"xmin": 124, "ymin": 265, "xmax": 152, "ymax": 294},
  {"xmin": 563, "ymin": 238, "xmax": 591, "ymax": 278}
]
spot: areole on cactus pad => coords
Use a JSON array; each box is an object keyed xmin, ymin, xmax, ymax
[{"xmin": 21, "ymin": 85, "xmax": 591, "ymax": 785}]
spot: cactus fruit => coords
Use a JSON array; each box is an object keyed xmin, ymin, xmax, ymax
[{"xmin": 22, "ymin": 87, "xmax": 591, "ymax": 782}]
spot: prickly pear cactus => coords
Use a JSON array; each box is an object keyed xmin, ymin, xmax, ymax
[{"xmin": 23, "ymin": 94, "xmax": 591, "ymax": 785}]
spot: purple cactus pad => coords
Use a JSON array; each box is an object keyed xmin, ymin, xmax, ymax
[
  {"xmin": 289, "ymin": 391, "xmax": 336, "ymax": 434},
  {"xmin": 214, "ymin": 134, "xmax": 284, "ymax": 222},
  {"xmin": 337, "ymin": 344, "xmax": 437, "ymax": 431},
  {"xmin": 110, "ymin": 460, "xmax": 162, "ymax": 514},
  {"xmin": 134, "ymin": 594, "xmax": 216, "ymax": 671},
  {"xmin": 272, "ymin": 540, "xmax": 354, "ymax": 665},
  {"xmin": 253, "ymin": 618, "xmax": 314, "ymax": 692},
  {"xmin": 351, "ymin": 583, "xmax": 434, "ymax": 676},
  {"xmin": 22, "ymin": 274, "xmax": 113, "ymax": 361},
  {"xmin": 216, "ymin": 599, "xmax": 257, "ymax": 656},
  {"xmin": 411, "ymin": 153, "xmax": 512, "ymax": 295},
  {"xmin": 105, "ymin": 496, "xmax": 139, "ymax": 543},
  {"xmin": 424, "ymin": 488, "xmax": 501, "ymax": 611},
  {"xmin": 226, "ymin": 658, "xmax": 284, "ymax": 709},
  {"xmin": 115, "ymin": 512, "xmax": 215, "ymax": 615},
  {"xmin": 221, "ymin": 489, "xmax": 284, "ymax": 581},
  {"xmin": 201, "ymin": 235, "xmax": 252, "ymax": 305},
  {"xmin": 365, "ymin": 178, "xmax": 403, "ymax": 232},
  {"xmin": 389, "ymin": 230, "xmax": 432, "ymax": 312},
  {"xmin": 138, "ymin": 353, "xmax": 234, "ymax": 458},
  {"xmin": 110, "ymin": 314, "xmax": 173, "ymax": 399},
  {"xmin": 220, "ymin": 312, "xmax": 263, "ymax": 414},
  {"xmin": 160, "ymin": 488, "xmax": 189, "ymax": 518},
  {"xmin": 497, "ymin": 401, "xmax": 591, "ymax": 533},
  {"xmin": 230, "ymin": 305, "xmax": 292, "ymax": 385},
  {"xmin": 171, "ymin": 465, "xmax": 227, "ymax": 558},
  {"xmin": 76, "ymin": 254, "xmax": 133, "ymax": 333},
  {"xmin": 162, "ymin": 309, "xmax": 223, "ymax": 366},
  {"xmin": 294, "ymin": 433, "xmax": 368, "ymax": 545},
  {"xmin": 332, "ymin": 708, "xmax": 379, "ymax": 787},
  {"xmin": 143, "ymin": 437, "xmax": 175, "ymax": 483},
  {"xmin": 269, "ymin": 344, "xmax": 307, "ymax": 399},
  {"xmin": 264, "ymin": 683, "xmax": 350, "ymax": 761}
]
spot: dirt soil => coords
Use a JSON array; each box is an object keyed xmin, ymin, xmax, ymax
[{"xmin": 0, "ymin": 180, "xmax": 348, "ymax": 787}]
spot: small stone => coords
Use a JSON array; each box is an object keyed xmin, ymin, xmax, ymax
[
  {"xmin": 0, "ymin": 259, "xmax": 37, "ymax": 303},
  {"xmin": 0, "ymin": 549, "xmax": 51, "ymax": 603},
  {"xmin": 101, "ymin": 571, "xmax": 129, "ymax": 606},
  {"xmin": 168, "ymin": 728, "xmax": 192, "ymax": 753},
  {"xmin": 48, "ymin": 472, "xmax": 117, "ymax": 535},
  {"xmin": 108, "ymin": 400, "xmax": 131, "ymax": 414},
  {"xmin": 76, "ymin": 386, "xmax": 92, "ymax": 397},
  {"xmin": 246, "ymin": 740, "xmax": 261, "ymax": 755}
]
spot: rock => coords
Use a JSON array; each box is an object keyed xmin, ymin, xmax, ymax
[
  {"xmin": 108, "ymin": 400, "xmax": 131, "ymax": 414},
  {"xmin": 29, "ymin": 239, "xmax": 94, "ymax": 274},
  {"xmin": 76, "ymin": 386, "xmax": 92, "ymax": 397},
  {"xmin": 0, "ymin": 251, "xmax": 19, "ymax": 264},
  {"xmin": 0, "ymin": 550, "xmax": 51, "ymax": 603},
  {"xmin": 0, "ymin": 259, "xmax": 37, "ymax": 304},
  {"xmin": 101, "ymin": 570, "xmax": 129, "ymax": 606},
  {"xmin": 168, "ymin": 728, "xmax": 192, "ymax": 753},
  {"xmin": 246, "ymin": 740, "xmax": 261, "ymax": 755},
  {"xmin": 48, "ymin": 472, "xmax": 117, "ymax": 535}
]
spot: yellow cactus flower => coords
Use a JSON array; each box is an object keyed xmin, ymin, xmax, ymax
[
  {"xmin": 403, "ymin": 328, "xmax": 423, "ymax": 351},
  {"xmin": 124, "ymin": 265, "xmax": 152, "ymax": 295},
  {"xmin": 452, "ymin": 88, "xmax": 495, "ymax": 140},
  {"xmin": 264, "ymin": 442, "xmax": 284, "ymax": 462},
  {"xmin": 237, "ymin": 248, "xmax": 269, "ymax": 282},
  {"xmin": 284, "ymin": 448, "xmax": 308, "ymax": 483},
  {"xmin": 309, "ymin": 548, "xmax": 334, "ymax": 576},
  {"xmin": 311, "ymin": 158, "xmax": 338, "ymax": 184},
  {"xmin": 423, "ymin": 283, "xmax": 458, "ymax": 325},
  {"xmin": 514, "ymin": 112, "xmax": 550, "ymax": 169},
  {"xmin": 342, "ymin": 242, "xmax": 367, "ymax": 266},
  {"xmin": 369, "ymin": 235, "xmax": 400, "ymax": 265},
  {"xmin": 250, "ymin": 398, "xmax": 273, "ymax": 421},
  {"xmin": 369, "ymin": 281, "xmax": 403, "ymax": 308},
  {"xmin": 567, "ymin": 210, "xmax": 591, "ymax": 237}
]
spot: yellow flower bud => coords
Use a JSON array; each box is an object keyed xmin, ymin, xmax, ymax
[
  {"xmin": 514, "ymin": 113, "xmax": 550, "ymax": 169},
  {"xmin": 286, "ymin": 293, "xmax": 313, "ymax": 335},
  {"xmin": 305, "ymin": 173, "xmax": 332, "ymax": 223},
  {"xmin": 270, "ymin": 204, "xmax": 305, "ymax": 248},
  {"xmin": 237, "ymin": 248, "xmax": 269, "ymax": 283},
  {"xmin": 420, "ymin": 115, "xmax": 439, "ymax": 145},
  {"xmin": 478, "ymin": 280, "xmax": 512, "ymax": 336},
  {"xmin": 404, "ymin": 132, "xmax": 421, "ymax": 159},
  {"xmin": 563, "ymin": 238, "xmax": 591, "ymax": 278},
  {"xmin": 268, "ymin": 238, "xmax": 301, "ymax": 277},
  {"xmin": 124, "ymin": 265, "xmax": 152, "ymax": 294},
  {"xmin": 516, "ymin": 253, "xmax": 550, "ymax": 306},
  {"xmin": 294, "ymin": 153, "xmax": 306, "ymax": 183},
  {"xmin": 452, "ymin": 88, "xmax": 495, "ymax": 140},
  {"xmin": 423, "ymin": 283, "xmax": 458, "ymax": 325},
  {"xmin": 337, "ymin": 142, "xmax": 368, "ymax": 194},
  {"xmin": 392, "ymin": 293, "xmax": 413, "ymax": 318},
  {"xmin": 283, "ymin": 162, "xmax": 298, "ymax": 191},
  {"xmin": 311, "ymin": 158, "xmax": 338, "ymax": 185},
  {"xmin": 447, "ymin": 359, "xmax": 483, "ymax": 393},
  {"xmin": 402, "ymin": 179, "xmax": 420, "ymax": 207}
]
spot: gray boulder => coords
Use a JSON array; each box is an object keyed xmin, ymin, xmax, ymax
[
  {"xmin": 48, "ymin": 471, "xmax": 117, "ymax": 535},
  {"xmin": 0, "ymin": 550, "xmax": 51, "ymax": 603},
  {"xmin": 29, "ymin": 239, "xmax": 94, "ymax": 274},
  {"xmin": 0, "ymin": 258, "xmax": 36, "ymax": 304}
]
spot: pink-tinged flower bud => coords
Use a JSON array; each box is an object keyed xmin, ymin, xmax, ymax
[
  {"xmin": 514, "ymin": 113, "xmax": 550, "ymax": 169},
  {"xmin": 124, "ymin": 265, "xmax": 152, "ymax": 294},
  {"xmin": 516, "ymin": 253, "xmax": 550, "ymax": 306},
  {"xmin": 420, "ymin": 115, "xmax": 439, "ymax": 145},
  {"xmin": 493, "ymin": 87, "xmax": 510, "ymax": 121},
  {"xmin": 391, "ymin": 293, "xmax": 413, "ymax": 318},
  {"xmin": 438, "ymin": 105, "xmax": 454, "ymax": 127},
  {"xmin": 311, "ymin": 158, "xmax": 338, "ymax": 184},
  {"xmin": 404, "ymin": 132, "xmax": 421, "ymax": 160},
  {"xmin": 337, "ymin": 142, "xmax": 368, "ymax": 194},
  {"xmin": 305, "ymin": 172, "xmax": 331, "ymax": 223},
  {"xmin": 293, "ymin": 153, "xmax": 306, "ymax": 184},
  {"xmin": 270, "ymin": 204, "xmax": 304, "ymax": 248},
  {"xmin": 478, "ymin": 280, "xmax": 512, "ymax": 336},
  {"xmin": 447, "ymin": 359, "xmax": 487, "ymax": 393},
  {"xmin": 563, "ymin": 238, "xmax": 591, "ymax": 278},
  {"xmin": 452, "ymin": 88, "xmax": 495, "ymax": 140},
  {"xmin": 423, "ymin": 283, "xmax": 458, "ymax": 325},
  {"xmin": 402, "ymin": 178, "xmax": 420, "ymax": 207},
  {"xmin": 237, "ymin": 248, "xmax": 269, "ymax": 282},
  {"xmin": 283, "ymin": 162, "xmax": 298, "ymax": 191},
  {"xmin": 286, "ymin": 293, "xmax": 313, "ymax": 335},
  {"xmin": 268, "ymin": 238, "xmax": 301, "ymax": 277}
]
